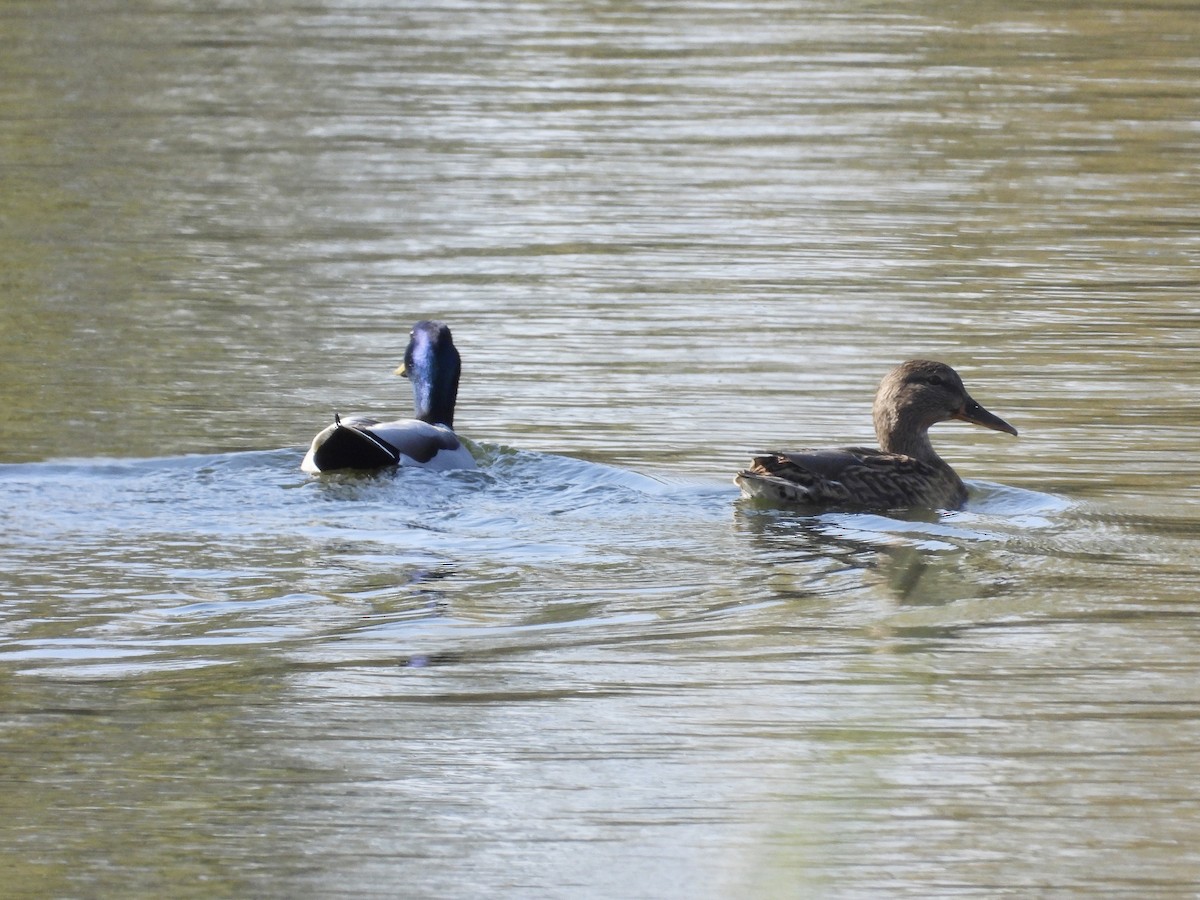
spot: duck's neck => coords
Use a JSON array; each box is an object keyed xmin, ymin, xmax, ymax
[
  {"xmin": 411, "ymin": 358, "xmax": 460, "ymax": 427},
  {"xmin": 412, "ymin": 372, "xmax": 457, "ymax": 427},
  {"xmin": 875, "ymin": 407, "xmax": 947, "ymax": 468}
]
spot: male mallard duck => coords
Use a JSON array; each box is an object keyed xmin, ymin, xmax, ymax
[
  {"xmin": 301, "ymin": 320, "xmax": 476, "ymax": 474},
  {"xmin": 735, "ymin": 359, "xmax": 1017, "ymax": 510}
]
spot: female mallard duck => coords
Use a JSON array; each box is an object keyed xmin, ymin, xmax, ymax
[
  {"xmin": 301, "ymin": 320, "xmax": 476, "ymax": 474},
  {"xmin": 735, "ymin": 360, "xmax": 1017, "ymax": 510}
]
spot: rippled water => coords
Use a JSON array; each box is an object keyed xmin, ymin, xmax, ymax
[{"xmin": 2, "ymin": 0, "xmax": 1200, "ymax": 896}]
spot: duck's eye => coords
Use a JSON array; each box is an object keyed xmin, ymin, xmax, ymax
[{"xmin": 927, "ymin": 374, "xmax": 944, "ymax": 386}]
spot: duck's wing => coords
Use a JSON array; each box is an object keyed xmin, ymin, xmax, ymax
[
  {"xmin": 366, "ymin": 420, "xmax": 475, "ymax": 471},
  {"xmin": 736, "ymin": 449, "xmax": 863, "ymax": 506},
  {"xmin": 735, "ymin": 447, "xmax": 960, "ymax": 509},
  {"xmin": 301, "ymin": 416, "xmax": 475, "ymax": 474}
]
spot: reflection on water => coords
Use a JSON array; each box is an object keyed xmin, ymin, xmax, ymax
[{"xmin": 2, "ymin": 0, "xmax": 1200, "ymax": 895}]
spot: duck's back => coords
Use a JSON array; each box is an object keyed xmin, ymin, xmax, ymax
[
  {"xmin": 301, "ymin": 415, "xmax": 474, "ymax": 474},
  {"xmin": 736, "ymin": 447, "xmax": 967, "ymax": 510}
]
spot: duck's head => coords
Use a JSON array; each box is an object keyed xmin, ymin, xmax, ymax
[
  {"xmin": 394, "ymin": 320, "xmax": 462, "ymax": 427},
  {"xmin": 873, "ymin": 359, "xmax": 1017, "ymax": 456}
]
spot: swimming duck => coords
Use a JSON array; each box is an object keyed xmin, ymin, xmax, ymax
[
  {"xmin": 735, "ymin": 360, "xmax": 1017, "ymax": 510},
  {"xmin": 301, "ymin": 320, "xmax": 476, "ymax": 474}
]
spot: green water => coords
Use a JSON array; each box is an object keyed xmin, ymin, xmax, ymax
[{"xmin": 2, "ymin": 1, "xmax": 1199, "ymax": 896}]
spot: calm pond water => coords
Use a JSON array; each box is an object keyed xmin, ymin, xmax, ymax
[{"xmin": 2, "ymin": 0, "xmax": 1200, "ymax": 896}]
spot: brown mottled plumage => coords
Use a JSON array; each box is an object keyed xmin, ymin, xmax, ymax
[{"xmin": 735, "ymin": 360, "xmax": 1017, "ymax": 511}]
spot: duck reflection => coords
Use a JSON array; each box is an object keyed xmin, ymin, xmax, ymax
[{"xmin": 731, "ymin": 500, "xmax": 1005, "ymax": 607}]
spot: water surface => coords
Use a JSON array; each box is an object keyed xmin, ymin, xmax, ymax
[{"xmin": 2, "ymin": 1, "xmax": 1199, "ymax": 896}]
